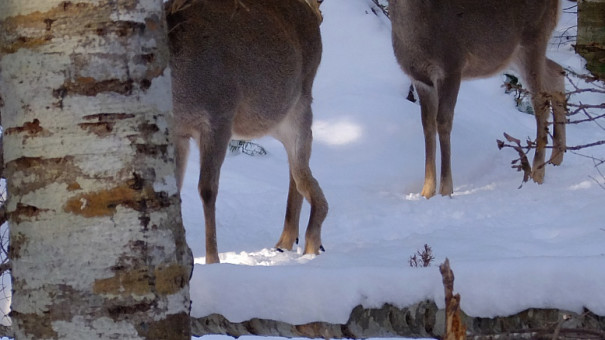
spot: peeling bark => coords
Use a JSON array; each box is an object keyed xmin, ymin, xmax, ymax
[{"xmin": 0, "ymin": 0, "xmax": 191, "ymax": 338}]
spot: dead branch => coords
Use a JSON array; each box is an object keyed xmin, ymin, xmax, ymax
[
  {"xmin": 498, "ymin": 138, "xmax": 605, "ymax": 152},
  {"xmin": 370, "ymin": 0, "xmax": 389, "ymax": 17},
  {"xmin": 409, "ymin": 244, "xmax": 435, "ymax": 267},
  {"xmin": 497, "ymin": 138, "xmax": 605, "ymax": 152},
  {"xmin": 497, "ymin": 133, "xmax": 532, "ymax": 183},
  {"xmin": 588, "ymin": 158, "xmax": 605, "ymax": 190},
  {"xmin": 0, "ymin": 262, "xmax": 9, "ymax": 277}
]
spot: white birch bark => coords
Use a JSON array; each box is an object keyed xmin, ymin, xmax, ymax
[
  {"xmin": 0, "ymin": 0, "xmax": 192, "ymax": 338},
  {"xmin": 577, "ymin": 0, "xmax": 605, "ymax": 79}
]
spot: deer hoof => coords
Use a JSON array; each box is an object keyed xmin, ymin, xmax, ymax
[
  {"xmin": 421, "ymin": 185, "xmax": 436, "ymax": 199},
  {"xmin": 550, "ymin": 151, "xmax": 564, "ymax": 166},
  {"xmin": 303, "ymin": 243, "xmax": 323, "ymax": 255},
  {"xmin": 275, "ymin": 248, "xmax": 284, "ymax": 253},
  {"xmin": 531, "ymin": 169, "xmax": 545, "ymax": 184},
  {"xmin": 320, "ymin": 245, "xmax": 325, "ymax": 252},
  {"xmin": 275, "ymin": 238, "xmax": 296, "ymax": 251}
]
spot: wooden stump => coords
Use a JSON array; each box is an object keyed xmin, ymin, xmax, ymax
[{"xmin": 440, "ymin": 258, "xmax": 466, "ymax": 340}]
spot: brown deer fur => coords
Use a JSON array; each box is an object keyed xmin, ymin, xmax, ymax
[
  {"xmin": 388, "ymin": 0, "xmax": 567, "ymax": 198},
  {"xmin": 166, "ymin": 0, "xmax": 327, "ymax": 263}
]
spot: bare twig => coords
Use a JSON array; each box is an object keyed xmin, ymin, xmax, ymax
[
  {"xmin": 370, "ymin": 0, "xmax": 389, "ymax": 17},
  {"xmin": 409, "ymin": 244, "xmax": 435, "ymax": 267},
  {"xmin": 553, "ymin": 25, "xmax": 577, "ymax": 48},
  {"xmin": 565, "ymin": 67, "xmax": 602, "ymax": 84},
  {"xmin": 498, "ymin": 138, "xmax": 605, "ymax": 158},
  {"xmin": 0, "ymin": 263, "xmax": 9, "ymax": 277},
  {"xmin": 566, "ymin": 140, "xmax": 605, "ymax": 150},
  {"xmin": 588, "ymin": 158, "xmax": 605, "ymax": 190},
  {"xmin": 497, "ymin": 133, "xmax": 532, "ymax": 184},
  {"xmin": 562, "ymin": 4, "xmax": 577, "ymax": 13}
]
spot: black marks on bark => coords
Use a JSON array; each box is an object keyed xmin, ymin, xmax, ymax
[
  {"xmin": 11, "ymin": 203, "xmax": 50, "ymax": 224},
  {"xmin": 107, "ymin": 302, "xmax": 154, "ymax": 321},
  {"xmin": 61, "ymin": 77, "xmax": 134, "ymax": 97},
  {"xmin": 44, "ymin": 18, "xmax": 56, "ymax": 31},
  {"xmin": 92, "ymin": 21, "xmax": 146, "ymax": 38},
  {"xmin": 4, "ymin": 119, "xmax": 51, "ymax": 141},
  {"xmin": 79, "ymin": 113, "xmax": 136, "ymax": 137}
]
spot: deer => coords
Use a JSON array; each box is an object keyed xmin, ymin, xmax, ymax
[
  {"xmin": 388, "ymin": 0, "xmax": 567, "ymax": 198},
  {"xmin": 165, "ymin": 0, "xmax": 327, "ymax": 264}
]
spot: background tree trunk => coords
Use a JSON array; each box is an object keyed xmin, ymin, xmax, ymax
[
  {"xmin": 0, "ymin": 1, "xmax": 192, "ymax": 338},
  {"xmin": 576, "ymin": 0, "xmax": 605, "ymax": 79}
]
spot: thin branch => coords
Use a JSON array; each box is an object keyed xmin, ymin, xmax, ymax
[
  {"xmin": 567, "ymin": 104, "xmax": 605, "ymax": 130},
  {"xmin": 553, "ymin": 25, "xmax": 577, "ymax": 48},
  {"xmin": 568, "ymin": 104, "xmax": 605, "ymax": 118},
  {"xmin": 566, "ymin": 140, "xmax": 605, "ymax": 150},
  {"xmin": 369, "ymin": 0, "xmax": 389, "ymax": 17},
  {"xmin": 569, "ymin": 150, "xmax": 605, "ymax": 166},
  {"xmin": 588, "ymin": 157, "xmax": 605, "ymax": 189},
  {"xmin": 565, "ymin": 67, "xmax": 602, "ymax": 85},
  {"xmin": 566, "ymin": 88, "xmax": 605, "ymax": 96},
  {"xmin": 498, "ymin": 139, "xmax": 605, "ymax": 152},
  {"xmin": 562, "ymin": 4, "xmax": 577, "ymax": 12}
]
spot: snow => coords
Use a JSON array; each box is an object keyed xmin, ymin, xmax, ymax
[{"xmin": 181, "ymin": 0, "xmax": 605, "ymax": 328}]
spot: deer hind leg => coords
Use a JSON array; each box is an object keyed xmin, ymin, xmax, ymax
[
  {"xmin": 544, "ymin": 58, "xmax": 567, "ymax": 165},
  {"xmin": 275, "ymin": 101, "xmax": 328, "ymax": 255},
  {"xmin": 198, "ymin": 125, "xmax": 232, "ymax": 264},
  {"xmin": 275, "ymin": 172, "xmax": 303, "ymax": 251},
  {"xmin": 174, "ymin": 134, "xmax": 191, "ymax": 192},
  {"xmin": 530, "ymin": 88, "xmax": 551, "ymax": 184},
  {"xmin": 436, "ymin": 74, "xmax": 461, "ymax": 197},
  {"xmin": 518, "ymin": 49, "xmax": 550, "ymax": 183},
  {"xmin": 414, "ymin": 81, "xmax": 439, "ymax": 198}
]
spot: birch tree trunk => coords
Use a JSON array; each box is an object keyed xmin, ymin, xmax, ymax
[
  {"xmin": 0, "ymin": 1, "xmax": 192, "ymax": 338},
  {"xmin": 576, "ymin": 0, "xmax": 605, "ymax": 79}
]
